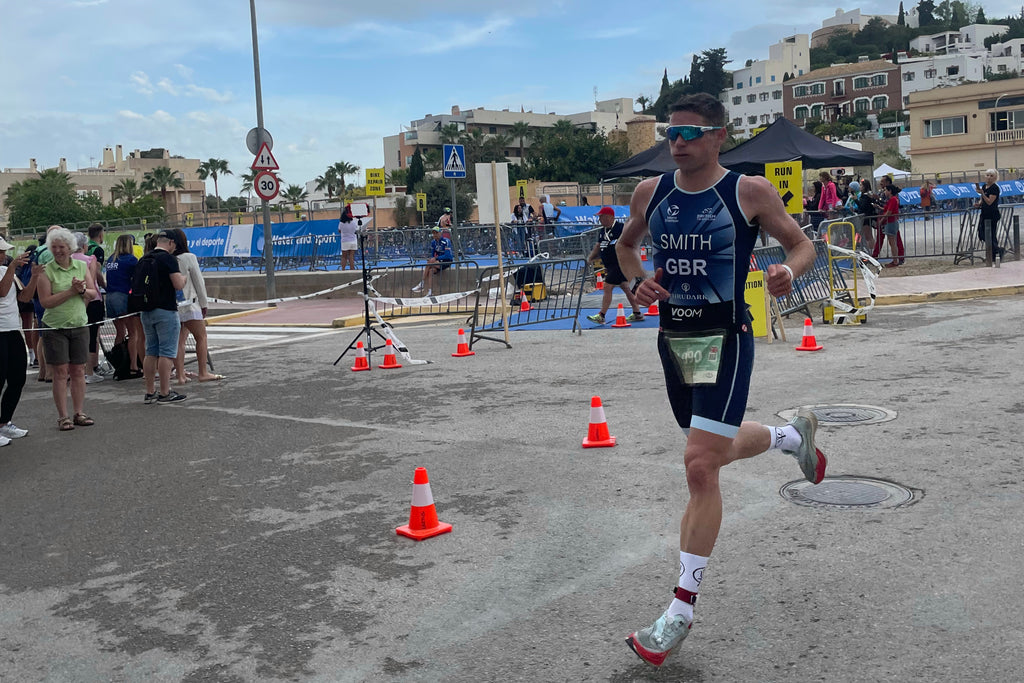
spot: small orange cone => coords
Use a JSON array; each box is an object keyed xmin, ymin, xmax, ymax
[
  {"xmin": 452, "ymin": 328, "xmax": 475, "ymax": 357},
  {"xmin": 519, "ymin": 290, "xmax": 532, "ymax": 312},
  {"xmin": 611, "ymin": 303, "xmax": 631, "ymax": 328},
  {"xmin": 583, "ymin": 396, "xmax": 616, "ymax": 448},
  {"xmin": 595, "ymin": 272, "xmax": 604, "ymax": 290},
  {"xmin": 396, "ymin": 467, "xmax": 452, "ymax": 541},
  {"xmin": 379, "ymin": 338, "xmax": 403, "ymax": 368},
  {"xmin": 350, "ymin": 341, "xmax": 370, "ymax": 372},
  {"xmin": 647, "ymin": 301, "xmax": 659, "ymax": 316},
  {"xmin": 641, "ymin": 246, "xmax": 648, "ymax": 261},
  {"xmin": 795, "ymin": 318, "xmax": 823, "ymax": 351}
]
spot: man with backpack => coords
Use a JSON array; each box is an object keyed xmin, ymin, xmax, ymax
[{"xmin": 134, "ymin": 229, "xmax": 187, "ymax": 404}]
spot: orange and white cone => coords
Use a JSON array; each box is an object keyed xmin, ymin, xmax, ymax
[
  {"xmin": 582, "ymin": 395, "xmax": 617, "ymax": 448},
  {"xmin": 452, "ymin": 328, "xmax": 475, "ymax": 357},
  {"xmin": 611, "ymin": 303, "xmax": 631, "ymax": 328},
  {"xmin": 519, "ymin": 290, "xmax": 532, "ymax": 312},
  {"xmin": 350, "ymin": 341, "xmax": 370, "ymax": 372},
  {"xmin": 646, "ymin": 301, "xmax": 659, "ymax": 317},
  {"xmin": 595, "ymin": 272, "xmax": 604, "ymax": 290},
  {"xmin": 641, "ymin": 245, "xmax": 649, "ymax": 261},
  {"xmin": 379, "ymin": 338, "xmax": 403, "ymax": 368},
  {"xmin": 396, "ymin": 467, "xmax": 452, "ymax": 541},
  {"xmin": 795, "ymin": 318, "xmax": 823, "ymax": 351}
]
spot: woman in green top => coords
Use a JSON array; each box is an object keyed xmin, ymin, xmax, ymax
[{"xmin": 36, "ymin": 227, "xmax": 97, "ymax": 431}]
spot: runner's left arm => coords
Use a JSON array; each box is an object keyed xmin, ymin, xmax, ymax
[{"xmin": 741, "ymin": 175, "xmax": 814, "ymax": 298}]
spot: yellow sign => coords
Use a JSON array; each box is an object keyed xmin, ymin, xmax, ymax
[
  {"xmin": 751, "ymin": 126, "xmax": 767, "ymax": 136},
  {"xmin": 765, "ymin": 161, "xmax": 803, "ymax": 214},
  {"xmin": 415, "ymin": 192, "xmax": 427, "ymax": 212},
  {"xmin": 516, "ymin": 179, "xmax": 528, "ymax": 200},
  {"xmin": 236, "ymin": 212, "xmax": 245, "ymax": 225},
  {"xmin": 744, "ymin": 270, "xmax": 768, "ymax": 338},
  {"xmin": 185, "ymin": 212, "xmax": 193, "ymax": 227},
  {"xmin": 365, "ymin": 168, "xmax": 386, "ymax": 196}
]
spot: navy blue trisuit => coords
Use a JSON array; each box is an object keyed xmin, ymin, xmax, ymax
[{"xmin": 644, "ymin": 170, "xmax": 759, "ymax": 439}]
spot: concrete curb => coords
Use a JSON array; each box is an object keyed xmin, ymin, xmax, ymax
[
  {"xmin": 875, "ymin": 283, "xmax": 1024, "ymax": 306},
  {"xmin": 207, "ymin": 307, "xmax": 276, "ymax": 324}
]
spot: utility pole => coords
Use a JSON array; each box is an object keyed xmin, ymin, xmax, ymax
[{"xmin": 250, "ymin": 0, "xmax": 276, "ymax": 302}]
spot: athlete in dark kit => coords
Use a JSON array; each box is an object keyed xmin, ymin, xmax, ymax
[{"xmin": 615, "ymin": 93, "xmax": 828, "ymax": 667}]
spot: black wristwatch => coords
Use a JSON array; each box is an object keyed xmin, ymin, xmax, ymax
[{"xmin": 631, "ymin": 277, "xmax": 644, "ymax": 295}]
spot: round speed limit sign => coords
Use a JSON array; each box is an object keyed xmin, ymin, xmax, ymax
[{"xmin": 254, "ymin": 171, "xmax": 280, "ymax": 201}]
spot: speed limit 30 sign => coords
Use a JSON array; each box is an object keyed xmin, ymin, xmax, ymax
[{"xmin": 254, "ymin": 171, "xmax": 280, "ymax": 201}]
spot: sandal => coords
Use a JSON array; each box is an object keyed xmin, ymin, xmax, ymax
[
  {"xmin": 73, "ymin": 413, "xmax": 95, "ymax": 427},
  {"xmin": 58, "ymin": 417, "xmax": 75, "ymax": 431}
]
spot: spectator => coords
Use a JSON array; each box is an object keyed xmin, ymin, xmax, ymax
[
  {"xmin": 16, "ymin": 245, "xmax": 38, "ymax": 368},
  {"xmin": 586, "ymin": 207, "xmax": 644, "ymax": 324},
  {"xmin": 0, "ymin": 239, "xmax": 32, "ymax": 442},
  {"xmin": 105, "ymin": 234, "xmax": 143, "ymax": 379},
  {"xmin": 805, "ymin": 181, "xmax": 823, "ymax": 235},
  {"xmin": 873, "ymin": 177, "xmax": 905, "ymax": 263},
  {"xmin": 975, "ymin": 169, "xmax": 1004, "ymax": 259},
  {"xmin": 137, "ymin": 229, "xmax": 187, "ymax": 404},
  {"xmin": 878, "ymin": 185, "xmax": 902, "ymax": 267},
  {"xmin": 86, "ymin": 223, "xmax": 106, "ymax": 264},
  {"xmin": 540, "ymin": 195, "xmax": 561, "ymax": 224},
  {"xmin": 410, "ymin": 226, "xmax": 453, "ymax": 297},
  {"xmin": 919, "ymin": 179, "xmax": 934, "ymax": 217},
  {"xmin": 170, "ymin": 228, "xmax": 222, "ymax": 384},
  {"xmin": 338, "ymin": 204, "xmax": 358, "ymax": 270},
  {"xmin": 856, "ymin": 179, "xmax": 877, "ymax": 253},
  {"xmin": 72, "ymin": 232, "xmax": 105, "ymax": 384},
  {"xmin": 35, "ymin": 227, "xmax": 97, "ymax": 431},
  {"xmin": 438, "ymin": 207, "xmax": 453, "ymax": 231}
]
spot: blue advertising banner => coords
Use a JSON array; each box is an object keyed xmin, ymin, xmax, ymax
[
  {"xmin": 551, "ymin": 205, "xmax": 630, "ymax": 236},
  {"xmin": 897, "ymin": 180, "xmax": 1024, "ymax": 207},
  {"xmin": 183, "ymin": 219, "xmax": 344, "ymax": 259}
]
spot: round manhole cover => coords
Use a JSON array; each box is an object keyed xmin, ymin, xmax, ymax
[
  {"xmin": 780, "ymin": 476, "xmax": 921, "ymax": 509},
  {"xmin": 777, "ymin": 404, "xmax": 897, "ymax": 426}
]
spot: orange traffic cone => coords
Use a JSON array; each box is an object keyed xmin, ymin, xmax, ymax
[
  {"xmin": 641, "ymin": 245, "xmax": 649, "ymax": 261},
  {"xmin": 611, "ymin": 303, "xmax": 631, "ymax": 328},
  {"xmin": 396, "ymin": 467, "xmax": 453, "ymax": 541},
  {"xmin": 582, "ymin": 396, "xmax": 617, "ymax": 448},
  {"xmin": 379, "ymin": 338, "xmax": 403, "ymax": 368},
  {"xmin": 350, "ymin": 341, "xmax": 370, "ymax": 372},
  {"xmin": 595, "ymin": 272, "xmax": 604, "ymax": 290},
  {"xmin": 519, "ymin": 290, "xmax": 532, "ymax": 312},
  {"xmin": 452, "ymin": 328, "xmax": 475, "ymax": 357},
  {"xmin": 795, "ymin": 318, "xmax": 823, "ymax": 351},
  {"xmin": 647, "ymin": 301, "xmax": 660, "ymax": 317}
]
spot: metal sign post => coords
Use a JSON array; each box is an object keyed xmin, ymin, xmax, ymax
[
  {"xmin": 249, "ymin": 0, "xmax": 276, "ymax": 302},
  {"xmin": 443, "ymin": 144, "xmax": 466, "ymax": 256}
]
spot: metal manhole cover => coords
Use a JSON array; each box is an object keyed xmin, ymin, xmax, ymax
[
  {"xmin": 780, "ymin": 476, "xmax": 921, "ymax": 509},
  {"xmin": 777, "ymin": 404, "xmax": 897, "ymax": 426}
]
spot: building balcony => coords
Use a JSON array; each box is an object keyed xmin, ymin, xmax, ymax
[{"xmin": 986, "ymin": 128, "xmax": 1024, "ymax": 144}]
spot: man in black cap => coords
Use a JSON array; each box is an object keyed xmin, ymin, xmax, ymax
[
  {"xmin": 135, "ymin": 229, "xmax": 187, "ymax": 404},
  {"xmin": 586, "ymin": 207, "xmax": 644, "ymax": 324}
]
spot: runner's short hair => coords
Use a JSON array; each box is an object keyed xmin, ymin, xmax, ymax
[{"xmin": 670, "ymin": 93, "xmax": 726, "ymax": 128}]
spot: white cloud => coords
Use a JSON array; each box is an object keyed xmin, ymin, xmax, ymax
[
  {"xmin": 152, "ymin": 110, "xmax": 176, "ymax": 124},
  {"xmin": 186, "ymin": 84, "xmax": 234, "ymax": 104},
  {"xmin": 174, "ymin": 64, "xmax": 194, "ymax": 80},
  {"xmin": 129, "ymin": 71, "xmax": 154, "ymax": 96},
  {"xmin": 118, "ymin": 110, "xmax": 145, "ymax": 120},
  {"xmin": 157, "ymin": 78, "xmax": 179, "ymax": 96}
]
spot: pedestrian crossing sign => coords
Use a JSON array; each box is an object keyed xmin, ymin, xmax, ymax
[{"xmin": 443, "ymin": 144, "xmax": 466, "ymax": 179}]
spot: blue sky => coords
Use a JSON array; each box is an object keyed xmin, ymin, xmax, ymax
[{"xmin": 2, "ymin": 1, "xmax": 1021, "ymax": 198}]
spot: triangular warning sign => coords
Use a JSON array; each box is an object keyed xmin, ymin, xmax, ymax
[
  {"xmin": 444, "ymin": 147, "xmax": 465, "ymax": 173},
  {"xmin": 251, "ymin": 142, "xmax": 279, "ymax": 171}
]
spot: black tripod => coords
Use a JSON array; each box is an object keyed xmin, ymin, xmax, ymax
[{"xmin": 333, "ymin": 227, "xmax": 390, "ymax": 366}]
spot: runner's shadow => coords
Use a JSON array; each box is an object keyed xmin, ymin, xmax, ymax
[{"xmin": 609, "ymin": 662, "xmax": 705, "ymax": 682}]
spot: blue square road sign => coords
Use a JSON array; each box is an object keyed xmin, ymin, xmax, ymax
[{"xmin": 442, "ymin": 144, "xmax": 467, "ymax": 179}]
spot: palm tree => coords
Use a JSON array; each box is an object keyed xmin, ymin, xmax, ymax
[
  {"xmin": 197, "ymin": 158, "xmax": 233, "ymax": 211},
  {"xmin": 315, "ymin": 170, "xmax": 339, "ymax": 199},
  {"xmin": 636, "ymin": 95, "xmax": 651, "ymax": 113},
  {"xmin": 422, "ymin": 149, "xmax": 442, "ymax": 172},
  {"xmin": 240, "ymin": 169, "xmax": 258, "ymax": 199},
  {"xmin": 111, "ymin": 179, "xmax": 142, "ymax": 205},
  {"xmin": 483, "ymin": 133, "xmax": 513, "ymax": 163},
  {"xmin": 331, "ymin": 161, "xmax": 359, "ymax": 200},
  {"xmin": 439, "ymin": 123, "xmax": 462, "ymax": 144},
  {"xmin": 460, "ymin": 128, "xmax": 488, "ymax": 165},
  {"xmin": 509, "ymin": 121, "xmax": 532, "ymax": 164},
  {"xmin": 281, "ymin": 184, "xmax": 308, "ymax": 202},
  {"xmin": 141, "ymin": 166, "xmax": 185, "ymax": 210}
]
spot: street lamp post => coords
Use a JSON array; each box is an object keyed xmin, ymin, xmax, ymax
[{"xmin": 993, "ymin": 93, "xmax": 1008, "ymax": 173}]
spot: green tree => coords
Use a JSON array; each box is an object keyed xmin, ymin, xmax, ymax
[
  {"xmin": 422, "ymin": 148, "xmax": 442, "ymax": 172},
  {"xmin": 314, "ymin": 170, "xmax": 338, "ymax": 200},
  {"xmin": 976, "ymin": 7, "xmax": 986, "ymax": 22},
  {"xmin": 918, "ymin": 0, "xmax": 936, "ymax": 26},
  {"xmin": 111, "ymin": 178, "xmax": 143, "ymax": 205},
  {"xmin": 416, "ymin": 176, "xmax": 472, "ymax": 228},
  {"xmin": 406, "ymin": 147, "xmax": 425, "ymax": 193},
  {"xmin": 141, "ymin": 166, "xmax": 184, "ymax": 209},
  {"xmin": 392, "ymin": 194, "xmax": 411, "ymax": 227},
  {"xmin": 330, "ymin": 161, "xmax": 360, "ymax": 200},
  {"xmin": 898, "ymin": 1, "xmax": 906, "ymax": 24},
  {"xmin": 509, "ymin": 121, "xmax": 532, "ymax": 164},
  {"xmin": 386, "ymin": 168, "xmax": 409, "ymax": 186},
  {"xmin": 525, "ymin": 121, "xmax": 627, "ymax": 183},
  {"xmin": 482, "ymin": 133, "xmax": 513, "ymax": 163},
  {"xmin": 281, "ymin": 184, "xmax": 308, "ymax": 202},
  {"xmin": 635, "ymin": 95, "xmax": 651, "ymax": 113},
  {"xmin": 240, "ymin": 169, "xmax": 258, "ymax": 198},
  {"xmin": 5, "ymin": 169, "xmax": 87, "ymax": 231},
  {"xmin": 688, "ymin": 48, "xmax": 731, "ymax": 97},
  {"xmin": 197, "ymin": 158, "xmax": 232, "ymax": 212},
  {"xmin": 439, "ymin": 123, "xmax": 462, "ymax": 144}
]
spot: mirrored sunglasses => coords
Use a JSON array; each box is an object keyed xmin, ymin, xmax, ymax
[{"xmin": 666, "ymin": 125, "xmax": 723, "ymax": 142}]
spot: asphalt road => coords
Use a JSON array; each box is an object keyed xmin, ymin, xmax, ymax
[{"xmin": 2, "ymin": 296, "xmax": 1022, "ymax": 682}]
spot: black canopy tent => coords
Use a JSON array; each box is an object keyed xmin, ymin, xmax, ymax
[{"xmin": 600, "ymin": 117, "xmax": 874, "ymax": 180}]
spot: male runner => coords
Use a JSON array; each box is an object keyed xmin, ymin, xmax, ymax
[{"xmin": 615, "ymin": 93, "xmax": 827, "ymax": 667}]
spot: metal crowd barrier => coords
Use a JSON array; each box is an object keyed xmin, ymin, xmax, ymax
[
  {"xmin": 752, "ymin": 240, "xmax": 844, "ymax": 319},
  {"xmin": 468, "ymin": 257, "xmax": 588, "ymax": 349},
  {"xmin": 367, "ymin": 260, "xmax": 483, "ymax": 318}
]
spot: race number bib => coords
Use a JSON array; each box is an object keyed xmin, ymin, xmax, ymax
[{"xmin": 665, "ymin": 330, "xmax": 725, "ymax": 385}]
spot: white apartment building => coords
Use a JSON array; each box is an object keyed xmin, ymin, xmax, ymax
[
  {"xmin": 898, "ymin": 53, "xmax": 987, "ymax": 106},
  {"xmin": 909, "ymin": 23, "xmax": 1008, "ymax": 56},
  {"xmin": 811, "ymin": 8, "xmax": 901, "ymax": 48},
  {"xmin": 987, "ymin": 37, "xmax": 1024, "ymax": 76},
  {"xmin": 721, "ymin": 35, "xmax": 810, "ymax": 138}
]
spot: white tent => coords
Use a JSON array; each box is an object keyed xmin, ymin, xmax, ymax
[{"xmin": 873, "ymin": 163, "xmax": 910, "ymax": 179}]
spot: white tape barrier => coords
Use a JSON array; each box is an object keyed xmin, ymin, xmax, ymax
[
  {"xmin": 206, "ymin": 275, "xmax": 377, "ymax": 306},
  {"xmin": 366, "ymin": 288, "xmax": 477, "ymax": 307},
  {"xmin": 362, "ymin": 300, "xmax": 431, "ymax": 365},
  {"xmin": 825, "ymin": 244, "xmax": 882, "ymax": 323}
]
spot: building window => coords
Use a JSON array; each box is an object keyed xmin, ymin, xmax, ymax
[
  {"xmin": 853, "ymin": 76, "xmax": 870, "ymax": 89},
  {"xmin": 810, "ymin": 104, "xmax": 823, "ymax": 118},
  {"xmin": 760, "ymin": 113, "xmax": 771, "ymax": 123},
  {"xmin": 404, "ymin": 131, "xmax": 418, "ymax": 141},
  {"xmin": 871, "ymin": 95, "xmax": 888, "ymax": 109},
  {"xmin": 405, "ymin": 155, "xmax": 413, "ymax": 166},
  {"xmin": 733, "ymin": 117, "xmax": 743, "ymax": 127},
  {"xmin": 998, "ymin": 64, "xmax": 1008, "ymax": 72},
  {"xmin": 794, "ymin": 106, "xmax": 809, "ymax": 120},
  {"xmin": 854, "ymin": 98, "xmax": 870, "ymax": 113},
  {"xmin": 833, "ymin": 80, "xmax": 845, "ymax": 97},
  {"xmin": 924, "ymin": 68, "xmax": 937, "ymax": 78},
  {"xmin": 871, "ymin": 74, "xmax": 887, "ymax": 86},
  {"xmin": 760, "ymin": 92, "xmax": 770, "ymax": 101},
  {"xmin": 903, "ymin": 72, "xmax": 915, "ymax": 81},
  {"xmin": 489, "ymin": 126, "xmax": 497, "ymax": 134},
  {"xmin": 946, "ymin": 66, "xmax": 959, "ymax": 76},
  {"xmin": 810, "ymin": 82, "xmax": 825, "ymax": 95},
  {"xmin": 756, "ymin": 76, "xmax": 762, "ymax": 84},
  {"xmin": 747, "ymin": 115, "xmax": 758, "ymax": 124},
  {"xmin": 923, "ymin": 115, "xmax": 966, "ymax": 137},
  {"xmin": 773, "ymin": 89, "xmax": 782, "ymax": 100},
  {"xmin": 773, "ymin": 112, "xmax": 784, "ymax": 120},
  {"xmin": 736, "ymin": 82, "xmax": 743, "ymax": 89},
  {"xmin": 732, "ymin": 96, "xmax": 742, "ymax": 105},
  {"xmin": 771, "ymin": 75, "xmax": 776, "ymax": 82},
  {"xmin": 747, "ymin": 94, "xmax": 756, "ymax": 103},
  {"xmin": 794, "ymin": 85, "xmax": 808, "ymax": 97}
]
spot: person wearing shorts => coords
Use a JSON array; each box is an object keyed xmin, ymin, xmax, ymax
[
  {"xmin": 338, "ymin": 204, "xmax": 359, "ymax": 270},
  {"xmin": 138, "ymin": 230, "xmax": 187, "ymax": 404},
  {"xmin": 35, "ymin": 227, "xmax": 97, "ymax": 431},
  {"xmin": 410, "ymin": 226, "xmax": 453, "ymax": 297},
  {"xmin": 585, "ymin": 207, "xmax": 644, "ymax": 325},
  {"xmin": 615, "ymin": 94, "xmax": 828, "ymax": 667}
]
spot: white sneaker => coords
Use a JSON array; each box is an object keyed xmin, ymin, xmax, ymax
[
  {"xmin": 0, "ymin": 434, "xmax": 10, "ymax": 447},
  {"xmin": 0, "ymin": 423, "xmax": 27, "ymax": 439},
  {"xmin": 84, "ymin": 374, "xmax": 104, "ymax": 384},
  {"xmin": 425, "ymin": 290, "xmax": 432, "ymax": 297},
  {"xmin": 411, "ymin": 282, "xmax": 424, "ymax": 292}
]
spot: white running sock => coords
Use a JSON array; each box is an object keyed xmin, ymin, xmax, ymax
[
  {"xmin": 666, "ymin": 551, "xmax": 708, "ymax": 621},
  {"xmin": 766, "ymin": 424, "xmax": 802, "ymax": 452}
]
